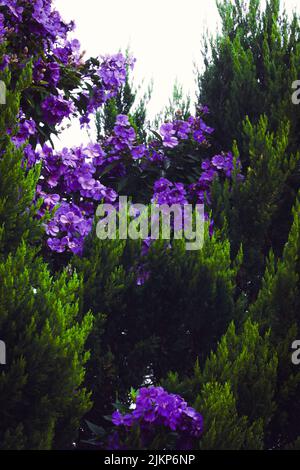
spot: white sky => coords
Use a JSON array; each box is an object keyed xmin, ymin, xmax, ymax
[{"xmin": 53, "ymin": 0, "xmax": 300, "ymax": 148}]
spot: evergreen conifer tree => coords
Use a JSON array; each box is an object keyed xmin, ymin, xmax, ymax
[
  {"xmin": 73, "ymin": 225, "xmax": 241, "ymax": 420},
  {"xmin": 163, "ymin": 318, "xmax": 277, "ymax": 449},
  {"xmin": 0, "ymin": 57, "xmax": 93, "ymax": 450},
  {"xmin": 199, "ymin": 0, "xmax": 300, "ymax": 157},
  {"xmin": 249, "ymin": 196, "xmax": 300, "ymax": 446}
]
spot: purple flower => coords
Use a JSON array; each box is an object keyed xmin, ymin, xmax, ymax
[
  {"xmin": 12, "ymin": 113, "xmax": 37, "ymax": 146},
  {"xmin": 0, "ymin": 54, "xmax": 9, "ymax": 70},
  {"xmin": 152, "ymin": 178, "xmax": 187, "ymax": 206},
  {"xmin": 114, "ymin": 124, "xmax": 136, "ymax": 143},
  {"xmin": 199, "ymin": 169, "xmax": 217, "ymax": 185},
  {"xmin": 160, "ymin": 123, "xmax": 179, "ymax": 148},
  {"xmin": 34, "ymin": 59, "xmax": 60, "ymax": 86},
  {"xmin": 47, "ymin": 237, "xmax": 67, "ymax": 253},
  {"xmin": 193, "ymin": 129, "xmax": 205, "ymax": 144},
  {"xmin": 78, "ymin": 176, "xmax": 95, "ymax": 191},
  {"xmin": 175, "ymin": 120, "xmax": 191, "ymax": 139},
  {"xmin": 41, "ymin": 94, "xmax": 74, "ymax": 125},
  {"xmin": 162, "ymin": 134, "xmax": 179, "ymax": 148},
  {"xmin": 201, "ymin": 160, "xmax": 211, "ymax": 171},
  {"xmin": 211, "ymin": 154, "xmax": 226, "ymax": 170},
  {"xmin": 0, "ymin": 13, "xmax": 5, "ymax": 43},
  {"xmin": 197, "ymin": 104, "xmax": 210, "ymax": 115},
  {"xmin": 147, "ymin": 148, "xmax": 165, "ymax": 164},
  {"xmin": 116, "ymin": 114, "xmax": 130, "ymax": 126},
  {"xmin": 46, "ymin": 221, "xmax": 60, "ymax": 236},
  {"xmin": 136, "ymin": 265, "xmax": 150, "ymax": 286},
  {"xmin": 60, "ymin": 211, "xmax": 83, "ymax": 228},
  {"xmin": 112, "ymin": 411, "xmax": 133, "ymax": 427},
  {"xmin": 200, "ymin": 119, "xmax": 214, "ymax": 134},
  {"xmin": 23, "ymin": 144, "xmax": 38, "ymax": 167},
  {"xmin": 0, "ymin": 0, "xmax": 23, "ymax": 21},
  {"xmin": 98, "ymin": 53, "xmax": 129, "ymax": 89},
  {"xmin": 223, "ymin": 152, "xmax": 235, "ymax": 177},
  {"xmin": 79, "ymin": 115, "xmax": 91, "ymax": 128},
  {"xmin": 61, "ymin": 147, "xmax": 79, "ymax": 168},
  {"xmin": 153, "ymin": 178, "xmax": 172, "ymax": 193},
  {"xmin": 46, "ymin": 202, "xmax": 93, "ymax": 255},
  {"xmin": 111, "ymin": 386, "xmax": 204, "ymax": 441},
  {"xmin": 54, "ymin": 39, "xmax": 81, "ymax": 65},
  {"xmin": 43, "ymin": 193, "xmax": 60, "ymax": 208},
  {"xmin": 65, "ymin": 236, "xmax": 85, "ymax": 255},
  {"xmin": 159, "ymin": 123, "xmax": 172, "ymax": 136},
  {"xmin": 131, "ymin": 144, "xmax": 146, "ymax": 160}
]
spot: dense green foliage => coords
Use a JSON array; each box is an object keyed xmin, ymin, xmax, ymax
[
  {"xmin": 73, "ymin": 226, "xmax": 241, "ymax": 417},
  {"xmin": 201, "ymin": 0, "xmax": 300, "ymax": 298},
  {"xmin": 62, "ymin": 0, "xmax": 300, "ymax": 449},
  {"xmin": 163, "ymin": 318, "xmax": 277, "ymax": 449},
  {"xmin": 0, "ymin": 67, "xmax": 93, "ymax": 450},
  {"xmin": 249, "ymin": 197, "xmax": 300, "ymax": 446},
  {"xmin": 199, "ymin": 0, "xmax": 300, "ymax": 156},
  {"xmin": 2, "ymin": 0, "xmax": 300, "ymax": 451}
]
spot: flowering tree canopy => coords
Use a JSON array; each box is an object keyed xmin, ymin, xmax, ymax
[{"xmin": 0, "ymin": 0, "xmax": 243, "ymax": 258}]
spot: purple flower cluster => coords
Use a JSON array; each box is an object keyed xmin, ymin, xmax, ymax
[
  {"xmin": 11, "ymin": 111, "xmax": 37, "ymax": 146},
  {"xmin": 45, "ymin": 202, "xmax": 93, "ymax": 255},
  {"xmin": 0, "ymin": 1, "xmax": 243, "ymax": 262},
  {"xmin": 30, "ymin": 0, "xmax": 73, "ymax": 40},
  {"xmin": 0, "ymin": 1, "xmax": 23, "ymax": 22},
  {"xmin": 35, "ymin": 109, "xmax": 148, "ymax": 253},
  {"xmin": 41, "ymin": 94, "xmax": 75, "ymax": 126},
  {"xmin": 188, "ymin": 151, "xmax": 241, "ymax": 204},
  {"xmin": 127, "ymin": 150, "xmax": 242, "ymax": 276},
  {"xmin": 106, "ymin": 114, "xmax": 136, "ymax": 152},
  {"xmin": 82, "ymin": 55, "xmax": 136, "ymax": 123},
  {"xmin": 6, "ymin": 110, "xmax": 39, "ymax": 167},
  {"xmin": 38, "ymin": 111, "xmax": 241, "ymax": 257},
  {"xmin": 151, "ymin": 151, "xmax": 241, "ymax": 209},
  {"xmin": 33, "ymin": 58, "xmax": 60, "ymax": 87},
  {"xmin": 160, "ymin": 123, "xmax": 179, "ymax": 148},
  {"xmin": 35, "ymin": 143, "xmax": 118, "ymax": 254},
  {"xmin": 98, "ymin": 53, "xmax": 135, "ymax": 92},
  {"xmin": 112, "ymin": 386, "xmax": 203, "ymax": 439},
  {"xmin": 53, "ymin": 39, "xmax": 81, "ymax": 66},
  {"xmin": 152, "ymin": 178, "xmax": 188, "ymax": 205},
  {"xmin": 0, "ymin": 12, "xmax": 5, "ymax": 42},
  {"xmin": 0, "ymin": 0, "xmax": 135, "ymax": 139},
  {"xmin": 211, "ymin": 153, "xmax": 236, "ymax": 177},
  {"xmin": 159, "ymin": 116, "xmax": 214, "ymax": 148},
  {"xmin": 0, "ymin": 0, "xmax": 73, "ymax": 50},
  {"xmin": 94, "ymin": 114, "xmax": 140, "ymax": 176}
]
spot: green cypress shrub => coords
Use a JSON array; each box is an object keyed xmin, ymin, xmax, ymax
[
  {"xmin": 0, "ymin": 65, "xmax": 93, "ymax": 450},
  {"xmin": 73, "ymin": 224, "xmax": 241, "ymax": 418},
  {"xmin": 0, "ymin": 244, "xmax": 93, "ymax": 449},
  {"xmin": 249, "ymin": 196, "xmax": 300, "ymax": 446},
  {"xmin": 200, "ymin": 0, "xmax": 300, "ymax": 294},
  {"xmin": 211, "ymin": 115, "xmax": 299, "ymax": 296},
  {"xmin": 163, "ymin": 318, "xmax": 277, "ymax": 449},
  {"xmin": 199, "ymin": 0, "xmax": 300, "ymax": 157}
]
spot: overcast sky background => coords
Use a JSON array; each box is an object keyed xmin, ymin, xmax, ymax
[{"xmin": 53, "ymin": 0, "xmax": 300, "ymax": 148}]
